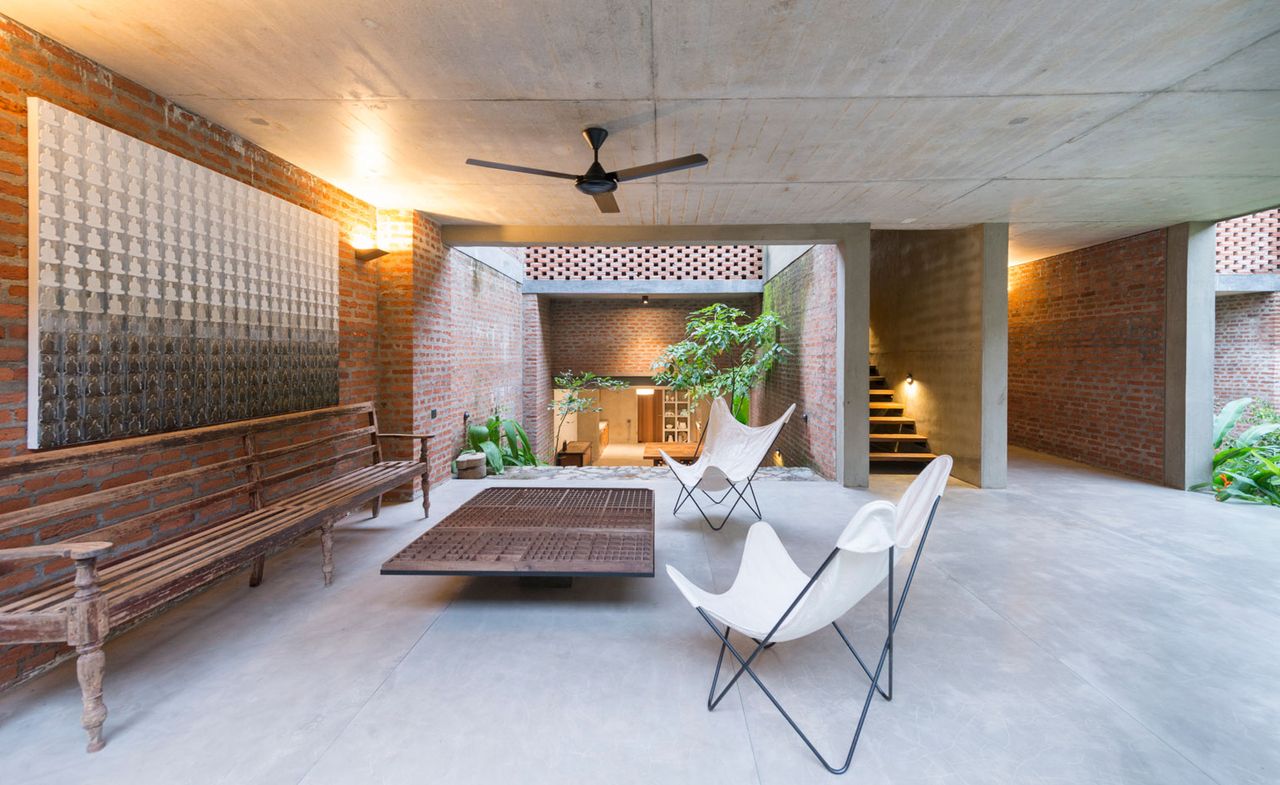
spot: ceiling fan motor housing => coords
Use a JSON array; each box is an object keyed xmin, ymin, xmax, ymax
[{"xmin": 575, "ymin": 162, "xmax": 618, "ymax": 194}]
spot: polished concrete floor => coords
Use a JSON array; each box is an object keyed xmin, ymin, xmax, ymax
[{"xmin": 1, "ymin": 448, "xmax": 1276, "ymax": 784}]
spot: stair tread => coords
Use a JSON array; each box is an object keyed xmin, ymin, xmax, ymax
[
  {"xmin": 869, "ymin": 375, "xmax": 886, "ymax": 383},
  {"xmin": 870, "ymin": 416, "xmax": 915, "ymax": 424},
  {"xmin": 869, "ymin": 389, "xmax": 895, "ymax": 396},
  {"xmin": 869, "ymin": 433, "xmax": 929, "ymax": 440},
  {"xmin": 870, "ymin": 452, "xmax": 937, "ymax": 462},
  {"xmin": 869, "ymin": 402, "xmax": 905, "ymax": 409}
]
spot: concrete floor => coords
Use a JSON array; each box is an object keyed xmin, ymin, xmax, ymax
[
  {"xmin": 595, "ymin": 442, "xmax": 648, "ymax": 466},
  {"xmin": 0, "ymin": 447, "xmax": 1276, "ymax": 784}
]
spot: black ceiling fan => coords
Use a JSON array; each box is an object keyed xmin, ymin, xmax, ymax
[{"xmin": 465, "ymin": 127, "xmax": 708, "ymax": 214}]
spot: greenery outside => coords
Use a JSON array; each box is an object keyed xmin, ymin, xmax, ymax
[
  {"xmin": 651, "ymin": 303, "xmax": 790, "ymax": 424},
  {"xmin": 1195, "ymin": 397, "xmax": 1280, "ymax": 507}
]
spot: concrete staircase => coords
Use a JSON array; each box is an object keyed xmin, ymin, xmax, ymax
[{"xmin": 868, "ymin": 364, "xmax": 936, "ymax": 465}]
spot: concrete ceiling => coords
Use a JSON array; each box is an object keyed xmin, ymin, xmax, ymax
[{"xmin": 3, "ymin": 0, "xmax": 1279, "ymax": 261}]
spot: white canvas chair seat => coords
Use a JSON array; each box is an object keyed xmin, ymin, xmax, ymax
[
  {"xmin": 662, "ymin": 398, "xmax": 796, "ymax": 529},
  {"xmin": 666, "ymin": 455, "xmax": 953, "ymax": 774}
]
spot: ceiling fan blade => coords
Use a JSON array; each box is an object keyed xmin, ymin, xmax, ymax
[
  {"xmin": 611, "ymin": 153, "xmax": 708, "ymax": 182},
  {"xmin": 592, "ymin": 191, "xmax": 620, "ymax": 214},
  {"xmin": 465, "ymin": 159, "xmax": 578, "ymax": 180}
]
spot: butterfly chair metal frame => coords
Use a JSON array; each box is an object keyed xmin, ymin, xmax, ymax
[
  {"xmin": 665, "ymin": 401, "xmax": 794, "ymax": 531},
  {"xmin": 692, "ymin": 495, "xmax": 940, "ymax": 775}
]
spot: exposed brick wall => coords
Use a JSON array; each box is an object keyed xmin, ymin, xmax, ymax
[
  {"xmin": 547, "ymin": 297, "xmax": 759, "ymax": 378},
  {"xmin": 1008, "ymin": 229, "xmax": 1167, "ymax": 482},
  {"xmin": 0, "ymin": 16, "xmax": 380, "ymax": 458},
  {"xmin": 526, "ymin": 245, "xmax": 763, "ymax": 280},
  {"xmin": 522, "ymin": 294, "xmax": 554, "ymax": 459},
  {"xmin": 1214, "ymin": 293, "xmax": 1280, "ymax": 409},
  {"xmin": 759, "ymin": 246, "xmax": 837, "ymax": 477},
  {"xmin": 440, "ymin": 249, "xmax": 524, "ymax": 467},
  {"xmin": 1216, "ymin": 208, "xmax": 1279, "ymax": 274}
]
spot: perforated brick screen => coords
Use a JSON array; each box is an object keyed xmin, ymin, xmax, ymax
[
  {"xmin": 525, "ymin": 245, "xmax": 763, "ymax": 280},
  {"xmin": 1217, "ymin": 208, "xmax": 1279, "ymax": 275}
]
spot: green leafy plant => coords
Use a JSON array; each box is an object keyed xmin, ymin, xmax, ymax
[
  {"xmin": 550, "ymin": 371, "xmax": 629, "ymax": 460},
  {"xmin": 651, "ymin": 303, "xmax": 790, "ymax": 424},
  {"xmin": 466, "ymin": 411, "xmax": 542, "ymax": 474},
  {"xmin": 1193, "ymin": 397, "xmax": 1280, "ymax": 507}
]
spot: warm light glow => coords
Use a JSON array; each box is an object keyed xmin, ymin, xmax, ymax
[
  {"xmin": 349, "ymin": 232, "xmax": 376, "ymax": 251},
  {"xmin": 772, "ymin": 450, "xmax": 785, "ymax": 467},
  {"xmin": 636, "ymin": 387, "xmax": 654, "ymax": 396},
  {"xmin": 906, "ymin": 373, "xmax": 914, "ymax": 385}
]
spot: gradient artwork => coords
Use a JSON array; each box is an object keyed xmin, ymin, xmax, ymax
[{"xmin": 27, "ymin": 98, "xmax": 339, "ymax": 448}]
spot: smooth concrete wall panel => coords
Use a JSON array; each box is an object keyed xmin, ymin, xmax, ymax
[{"xmin": 870, "ymin": 226, "xmax": 1007, "ymax": 486}]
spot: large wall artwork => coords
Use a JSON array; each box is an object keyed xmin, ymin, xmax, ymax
[{"xmin": 26, "ymin": 98, "xmax": 340, "ymax": 449}]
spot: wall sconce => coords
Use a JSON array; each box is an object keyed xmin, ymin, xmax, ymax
[
  {"xmin": 772, "ymin": 450, "xmax": 785, "ymax": 467},
  {"xmin": 635, "ymin": 387, "xmax": 654, "ymax": 396},
  {"xmin": 350, "ymin": 231, "xmax": 387, "ymax": 262},
  {"xmin": 641, "ymin": 295, "xmax": 650, "ymax": 305},
  {"xmin": 906, "ymin": 372, "xmax": 914, "ymax": 385}
]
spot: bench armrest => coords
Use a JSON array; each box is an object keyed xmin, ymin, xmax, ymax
[
  {"xmin": 0, "ymin": 541, "xmax": 113, "ymax": 562},
  {"xmin": 376, "ymin": 433, "xmax": 436, "ymax": 440}
]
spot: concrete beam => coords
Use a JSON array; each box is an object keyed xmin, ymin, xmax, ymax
[
  {"xmin": 1164, "ymin": 222, "xmax": 1216, "ymax": 490},
  {"xmin": 980, "ymin": 223, "xmax": 1009, "ymax": 489},
  {"xmin": 522, "ymin": 279, "xmax": 763, "ymax": 297},
  {"xmin": 441, "ymin": 224, "xmax": 872, "ymax": 247},
  {"xmin": 835, "ymin": 226, "xmax": 871, "ymax": 489},
  {"xmin": 451, "ymin": 246, "xmax": 523, "ymax": 281},
  {"xmin": 1216, "ymin": 273, "xmax": 1280, "ymax": 294}
]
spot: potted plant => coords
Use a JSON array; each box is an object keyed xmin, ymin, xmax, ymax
[
  {"xmin": 652, "ymin": 303, "xmax": 789, "ymax": 424},
  {"xmin": 461, "ymin": 410, "xmax": 542, "ymax": 476}
]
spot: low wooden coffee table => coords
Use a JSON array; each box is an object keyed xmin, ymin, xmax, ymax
[{"xmin": 381, "ymin": 487, "xmax": 654, "ymax": 583}]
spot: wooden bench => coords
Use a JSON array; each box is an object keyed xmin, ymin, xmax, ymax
[{"xmin": 0, "ymin": 402, "xmax": 432, "ymax": 752}]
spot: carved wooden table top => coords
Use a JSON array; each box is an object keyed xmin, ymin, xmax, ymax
[{"xmin": 381, "ymin": 487, "xmax": 654, "ymax": 578}]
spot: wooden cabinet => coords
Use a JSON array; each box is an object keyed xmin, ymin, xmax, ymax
[{"xmin": 556, "ymin": 441, "xmax": 592, "ymax": 467}]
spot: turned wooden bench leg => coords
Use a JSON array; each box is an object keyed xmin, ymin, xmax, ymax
[
  {"xmin": 371, "ymin": 494, "xmax": 383, "ymax": 519},
  {"xmin": 69, "ymin": 556, "xmax": 109, "ymax": 752},
  {"xmin": 320, "ymin": 522, "xmax": 334, "ymax": 586},
  {"xmin": 249, "ymin": 555, "xmax": 266, "ymax": 587}
]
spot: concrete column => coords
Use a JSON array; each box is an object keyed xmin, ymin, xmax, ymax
[
  {"xmin": 1164, "ymin": 222, "xmax": 1216, "ymax": 489},
  {"xmin": 980, "ymin": 223, "xmax": 1009, "ymax": 489},
  {"xmin": 835, "ymin": 225, "xmax": 870, "ymax": 488}
]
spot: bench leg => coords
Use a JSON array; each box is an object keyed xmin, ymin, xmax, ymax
[
  {"xmin": 320, "ymin": 522, "xmax": 334, "ymax": 587},
  {"xmin": 371, "ymin": 494, "xmax": 383, "ymax": 519},
  {"xmin": 249, "ymin": 555, "xmax": 266, "ymax": 587},
  {"xmin": 76, "ymin": 642, "xmax": 107, "ymax": 753},
  {"xmin": 421, "ymin": 483, "xmax": 430, "ymax": 519}
]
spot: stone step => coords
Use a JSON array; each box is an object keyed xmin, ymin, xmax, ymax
[{"xmin": 869, "ymin": 433, "xmax": 929, "ymax": 442}]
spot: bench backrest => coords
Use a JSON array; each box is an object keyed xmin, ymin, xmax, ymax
[{"xmin": 0, "ymin": 403, "xmax": 383, "ymax": 604}]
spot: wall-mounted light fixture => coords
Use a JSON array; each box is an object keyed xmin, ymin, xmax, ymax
[
  {"xmin": 635, "ymin": 387, "xmax": 654, "ymax": 396},
  {"xmin": 350, "ymin": 231, "xmax": 388, "ymax": 262},
  {"xmin": 641, "ymin": 295, "xmax": 650, "ymax": 305},
  {"xmin": 906, "ymin": 372, "xmax": 914, "ymax": 385}
]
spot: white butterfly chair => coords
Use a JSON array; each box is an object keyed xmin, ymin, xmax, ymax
[
  {"xmin": 666, "ymin": 455, "xmax": 953, "ymax": 775},
  {"xmin": 662, "ymin": 398, "xmax": 796, "ymax": 531}
]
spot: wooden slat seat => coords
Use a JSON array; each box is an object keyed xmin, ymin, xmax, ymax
[{"xmin": 0, "ymin": 402, "xmax": 432, "ymax": 754}]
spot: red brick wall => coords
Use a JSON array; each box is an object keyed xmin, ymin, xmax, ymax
[
  {"xmin": 1008, "ymin": 230, "xmax": 1167, "ymax": 482},
  {"xmin": 1215, "ymin": 293, "xmax": 1280, "ymax": 409},
  {"xmin": 522, "ymin": 295, "xmax": 554, "ymax": 459},
  {"xmin": 439, "ymin": 249, "xmax": 524, "ymax": 466},
  {"xmin": 0, "ymin": 16, "xmax": 380, "ymax": 458},
  {"xmin": 526, "ymin": 245, "xmax": 763, "ymax": 280},
  {"xmin": 759, "ymin": 246, "xmax": 837, "ymax": 477},
  {"xmin": 1216, "ymin": 208, "xmax": 1279, "ymax": 274},
  {"xmin": 548, "ymin": 297, "xmax": 758, "ymax": 378}
]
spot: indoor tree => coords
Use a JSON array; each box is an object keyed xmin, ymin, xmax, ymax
[
  {"xmin": 549, "ymin": 371, "xmax": 629, "ymax": 460},
  {"xmin": 651, "ymin": 303, "xmax": 789, "ymax": 424}
]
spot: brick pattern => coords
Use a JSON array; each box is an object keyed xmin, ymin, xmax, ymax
[
  {"xmin": 758, "ymin": 246, "xmax": 837, "ymax": 477},
  {"xmin": 525, "ymin": 245, "xmax": 763, "ymax": 280},
  {"xmin": 1214, "ymin": 292, "xmax": 1280, "ymax": 410},
  {"xmin": 548, "ymin": 298, "xmax": 758, "ymax": 378},
  {"xmin": 0, "ymin": 16, "xmax": 379, "ymax": 458},
  {"xmin": 1008, "ymin": 230, "xmax": 1167, "ymax": 482},
  {"xmin": 1216, "ymin": 208, "xmax": 1280, "ymax": 274},
  {"xmin": 522, "ymin": 295, "xmax": 554, "ymax": 459}
]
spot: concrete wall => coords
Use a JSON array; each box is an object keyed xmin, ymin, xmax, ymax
[{"xmin": 870, "ymin": 226, "xmax": 1007, "ymax": 487}]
